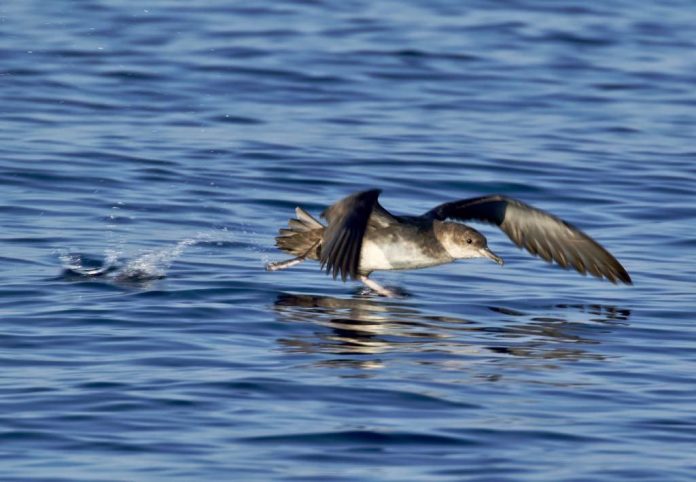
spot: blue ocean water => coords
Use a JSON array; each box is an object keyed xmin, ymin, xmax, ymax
[{"xmin": 1, "ymin": 0, "xmax": 696, "ymax": 480}]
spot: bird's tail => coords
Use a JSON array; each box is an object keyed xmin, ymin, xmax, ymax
[{"xmin": 275, "ymin": 207, "xmax": 324, "ymax": 260}]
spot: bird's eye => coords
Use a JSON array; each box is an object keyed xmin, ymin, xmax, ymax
[{"xmin": 466, "ymin": 238, "xmax": 472, "ymax": 244}]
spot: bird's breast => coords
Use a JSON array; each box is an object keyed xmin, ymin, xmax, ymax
[{"xmin": 359, "ymin": 237, "xmax": 450, "ymax": 272}]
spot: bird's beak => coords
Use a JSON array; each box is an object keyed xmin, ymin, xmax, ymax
[{"xmin": 480, "ymin": 247, "xmax": 504, "ymax": 266}]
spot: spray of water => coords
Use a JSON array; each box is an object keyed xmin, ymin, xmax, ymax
[
  {"xmin": 59, "ymin": 232, "xmax": 222, "ymax": 283},
  {"xmin": 114, "ymin": 237, "xmax": 200, "ymax": 281}
]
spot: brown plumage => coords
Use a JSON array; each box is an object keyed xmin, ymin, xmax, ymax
[
  {"xmin": 269, "ymin": 189, "xmax": 632, "ymax": 297},
  {"xmin": 274, "ymin": 207, "xmax": 323, "ymax": 259},
  {"xmin": 425, "ymin": 195, "xmax": 632, "ymax": 284}
]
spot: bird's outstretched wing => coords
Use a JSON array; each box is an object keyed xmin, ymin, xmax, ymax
[
  {"xmin": 425, "ymin": 195, "xmax": 632, "ymax": 284},
  {"xmin": 320, "ymin": 189, "xmax": 385, "ymax": 281}
]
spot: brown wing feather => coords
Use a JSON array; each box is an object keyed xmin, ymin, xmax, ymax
[
  {"xmin": 320, "ymin": 189, "xmax": 382, "ymax": 281},
  {"xmin": 426, "ymin": 195, "xmax": 632, "ymax": 284}
]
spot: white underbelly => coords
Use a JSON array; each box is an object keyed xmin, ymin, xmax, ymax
[{"xmin": 359, "ymin": 239, "xmax": 446, "ymax": 272}]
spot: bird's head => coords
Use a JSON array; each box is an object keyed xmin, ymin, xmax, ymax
[{"xmin": 434, "ymin": 221, "xmax": 504, "ymax": 265}]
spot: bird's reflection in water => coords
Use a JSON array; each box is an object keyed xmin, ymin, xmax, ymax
[
  {"xmin": 485, "ymin": 304, "xmax": 631, "ymax": 360},
  {"xmin": 273, "ymin": 292, "xmax": 631, "ymax": 370},
  {"xmin": 274, "ymin": 292, "xmax": 458, "ymax": 370}
]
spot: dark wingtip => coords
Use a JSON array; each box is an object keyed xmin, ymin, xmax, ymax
[
  {"xmin": 608, "ymin": 257, "xmax": 632, "ymax": 285},
  {"xmin": 597, "ymin": 263, "xmax": 631, "ymax": 285},
  {"xmin": 618, "ymin": 270, "xmax": 633, "ymax": 285}
]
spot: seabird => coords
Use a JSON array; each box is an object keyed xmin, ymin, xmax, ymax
[{"xmin": 266, "ymin": 189, "xmax": 632, "ymax": 297}]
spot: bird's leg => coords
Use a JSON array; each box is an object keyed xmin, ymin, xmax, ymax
[
  {"xmin": 265, "ymin": 257, "xmax": 305, "ymax": 271},
  {"xmin": 359, "ymin": 275, "xmax": 398, "ymax": 297},
  {"xmin": 265, "ymin": 240, "xmax": 319, "ymax": 272}
]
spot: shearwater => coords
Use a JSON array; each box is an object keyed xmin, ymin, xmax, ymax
[{"xmin": 266, "ymin": 189, "xmax": 631, "ymax": 297}]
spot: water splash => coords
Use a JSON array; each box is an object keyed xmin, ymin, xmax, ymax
[
  {"xmin": 59, "ymin": 233, "xmax": 217, "ymax": 283},
  {"xmin": 114, "ymin": 237, "xmax": 200, "ymax": 282},
  {"xmin": 59, "ymin": 250, "xmax": 120, "ymax": 277}
]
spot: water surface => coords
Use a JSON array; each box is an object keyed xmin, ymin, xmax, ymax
[{"xmin": 1, "ymin": 1, "xmax": 696, "ymax": 480}]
